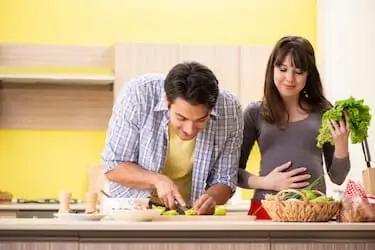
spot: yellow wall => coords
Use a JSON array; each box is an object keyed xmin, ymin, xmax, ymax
[
  {"xmin": 0, "ymin": 130, "xmax": 105, "ymax": 199},
  {"xmin": 0, "ymin": 0, "xmax": 316, "ymax": 200}
]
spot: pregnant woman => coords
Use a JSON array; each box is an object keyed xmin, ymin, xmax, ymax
[{"xmin": 238, "ymin": 36, "xmax": 351, "ymax": 219}]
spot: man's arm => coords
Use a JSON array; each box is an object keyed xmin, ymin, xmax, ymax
[
  {"xmin": 102, "ymin": 81, "xmax": 159, "ymax": 189},
  {"xmin": 105, "ymin": 163, "xmax": 160, "ymax": 189},
  {"xmin": 205, "ymin": 102, "xmax": 244, "ymax": 205}
]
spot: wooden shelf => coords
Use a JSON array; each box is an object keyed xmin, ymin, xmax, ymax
[
  {"xmin": 0, "ymin": 66, "xmax": 114, "ymax": 85},
  {"xmin": 0, "ymin": 66, "xmax": 114, "ymax": 130},
  {"xmin": 0, "ymin": 74, "xmax": 114, "ymax": 85}
]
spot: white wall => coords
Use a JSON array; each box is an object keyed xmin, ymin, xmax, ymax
[{"xmin": 317, "ymin": 0, "xmax": 375, "ymax": 195}]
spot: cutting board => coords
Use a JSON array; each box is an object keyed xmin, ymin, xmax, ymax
[{"xmin": 153, "ymin": 215, "xmax": 256, "ymax": 221}]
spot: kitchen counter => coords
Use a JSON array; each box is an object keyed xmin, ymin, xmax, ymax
[
  {"xmin": 0, "ymin": 203, "xmax": 249, "ymax": 218},
  {"xmin": 0, "ymin": 203, "xmax": 248, "ymax": 211},
  {"xmin": 1, "ymin": 218, "xmax": 375, "ymax": 231},
  {"xmin": 0, "ymin": 203, "xmax": 89, "ymax": 219},
  {"xmin": 0, "ymin": 218, "xmax": 374, "ymax": 250},
  {"xmin": 0, "ymin": 203, "xmax": 87, "ymax": 211}
]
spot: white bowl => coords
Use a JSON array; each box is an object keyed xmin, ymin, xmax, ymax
[
  {"xmin": 108, "ymin": 209, "xmax": 161, "ymax": 222},
  {"xmin": 100, "ymin": 197, "xmax": 150, "ymax": 213}
]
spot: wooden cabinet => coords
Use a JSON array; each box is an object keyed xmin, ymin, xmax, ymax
[
  {"xmin": 16, "ymin": 210, "xmax": 56, "ymax": 218},
  {"xmin": 0, "ymin": 210, "xmax": 16, "ymax": 218},
  {"xmin": 113, "ymin": 43, "xmax": 180, "ymax": 99},
  {"xmin": 3, "ymin": 241, "xmax": 375, "ymax": 250},
  {"xmin": 272, "ymin": 243, "xmax": 375, "ymax": 250},
  {"xmin": 0, "ymin": 241, "xmax": 78, "ymax": 250},
  {"xmin": 0, "ymin": 42, "xmax": 274, "ymax": 129},
  {"xmin": 0, "ymin": 43, "xmax": 114, "ymax": 130},
  {"xmin": 80, "ymin": 243, "xmax": 269, "ymax": 250},
  {"xmin": 113, "ymin": 42, "xmax": 272, "ymax": 105}
]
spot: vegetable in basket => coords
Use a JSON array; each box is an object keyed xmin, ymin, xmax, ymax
[
  {"xmin": 316, "ymin": 96, "xmax": 372, "ymax": 148},
  {"xmin": 284, "ymin": 189, "xmax": 334, "ymax": 202},
  {"xmin": 301, "ymin": 190, "xmax": 334, "ymax": 202},
  {"xmin": 283, "ymin": 174, "xmax": 335, "ymax": 202}
]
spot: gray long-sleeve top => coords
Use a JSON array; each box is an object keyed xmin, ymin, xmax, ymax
[{"xmin": 238, "ymin": 101, "xmax": 351, "ymax": 200}]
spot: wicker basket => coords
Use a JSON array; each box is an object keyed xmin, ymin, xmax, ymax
[
  {"xmin": 0, "ymin": 191, "xmax": 13, "ymax": 204},
  {"xmin": 337, "ymin": 199, "xmax": 375, "ymax": 222},
  {"xmin": 261, "ymin": 189, "xmax": 341, "ymax": 222}
]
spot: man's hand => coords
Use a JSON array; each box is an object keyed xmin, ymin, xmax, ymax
[
  {"xmin": 263, "ymin": 161, "xmax": 311, "ymax": 191},
  {"xmin": 192, "ymin": 193, "xmax": 216, "ymax": 215},
  {"xmin": 152, "ymin": 174, "xmax": 185, "ymax": 209}
]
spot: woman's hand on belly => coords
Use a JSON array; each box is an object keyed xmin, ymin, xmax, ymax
[{"xmin": 263, "ymin": 161, "xmax": 312, "ymax": 191}]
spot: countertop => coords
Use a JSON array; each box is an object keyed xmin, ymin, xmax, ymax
[
  {"xmin": 1, "ymin": 218, "xmax": 375, "ymax": 242},
  {"xmin": 0, "ymin": 218, "xmax": 374, "ymax": 231}
]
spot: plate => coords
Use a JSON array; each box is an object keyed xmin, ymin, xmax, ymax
[{"xmin": 53, "ymin": 212, "xmax": 105, "ymax": 221}]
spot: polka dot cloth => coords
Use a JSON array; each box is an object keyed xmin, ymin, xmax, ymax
[{"xmin": 344, "ymin": 180, "xmax": 369, "ymax": 204}]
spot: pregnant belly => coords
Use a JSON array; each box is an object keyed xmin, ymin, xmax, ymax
[
  {"xmin": 255, "ymin": 158, "xmax": 327, "ymax": 200},
  {"xmin": 260, "ymin": 155, "xmax": 324, "ymax": 182}
]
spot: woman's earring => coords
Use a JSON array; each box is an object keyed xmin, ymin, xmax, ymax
[{"xmin": 304, "ymin": 90, "xmax": 309, "ymax": 98}]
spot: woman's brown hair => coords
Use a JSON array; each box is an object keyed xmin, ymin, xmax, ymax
[{"xmin": 260, "ymin": 36, "xmax": 331, "ymax": 127}]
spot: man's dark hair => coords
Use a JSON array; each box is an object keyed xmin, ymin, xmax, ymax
[{"xmin": 164, "ymin": 62, "xmax": 219, "ymax": 110}]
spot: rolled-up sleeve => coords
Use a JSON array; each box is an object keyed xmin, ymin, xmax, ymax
[
  {"xmin": 206, "ymin": 103, "xmax": 244, "ymax": 193},
  {"xmin": 323, "ymin": 143, "xmax": 351, "ymax": 185},
  {"xmin": 101, "ymin": 84, "xmax": 140, "ymax": 173}
]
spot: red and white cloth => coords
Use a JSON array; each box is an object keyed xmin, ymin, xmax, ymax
[{"xmin": 344, "ymin": 180, "xmax": 375, "ymax": 205}]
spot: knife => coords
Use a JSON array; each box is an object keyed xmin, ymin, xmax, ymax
[
  {"xmin": 175, "ymin": 200, "xmax": 188, "ymax": 215},
  {"xmin": 149, "ymin": 201, "xmax": 188, "ymax": 215},
  {"xmin": 361, "ymin": 138, "xmax": 371, "ymax": 168}
]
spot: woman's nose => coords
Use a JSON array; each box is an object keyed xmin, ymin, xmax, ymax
[{"xmin": 286, "ymin": 71, "xmax": 295, "ymax": 82}]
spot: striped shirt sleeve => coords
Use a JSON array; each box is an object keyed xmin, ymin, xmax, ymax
[
  {"xmin": 206, "ymin": 101, "xmax": 243, "ymax": 193},
  {"xmin": 101, "ymin": 83, "xmax": 140, "ymax": 173}
]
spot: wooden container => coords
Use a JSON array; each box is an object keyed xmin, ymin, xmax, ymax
[
  {"xmin": 0, "ymin": 191, "xmax": 12, "ymax": 204},
  {"xmin": 363, "ymin": 168, "xmax": 375, "ymax": 196},
  {"xmin": 58, "ymin": 192, "xmax": 72, "ymax": 213}
]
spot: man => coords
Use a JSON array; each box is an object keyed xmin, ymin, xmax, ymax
[{"xmin": 102, "ymin": 62, "xmax": 243, "ymax": 215}]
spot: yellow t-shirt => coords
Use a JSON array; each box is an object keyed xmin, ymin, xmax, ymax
[{"xmin": 151, "ymin": 124, "xmax": 196, "ymax": 206}]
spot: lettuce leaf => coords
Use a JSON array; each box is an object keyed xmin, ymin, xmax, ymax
[{"xmin": 316, "ymin": 96, "xmax": 372, "ymax": 148}]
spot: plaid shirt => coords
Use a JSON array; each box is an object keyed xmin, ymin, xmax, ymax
[{"xmin": 102, "ymin": 74, "xmax": 243, "ymax": 203}]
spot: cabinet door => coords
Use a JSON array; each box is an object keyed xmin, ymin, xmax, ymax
[
  {"xmin": 178, "ymin": 44, "xmax": 240, "ymax": 98},
  {"xmin": 113, "ymin": 43, "xmax": 243, "ymax": 102},
  {"xmin": 113, "ymin": 42, "xmax": 273, "ymax": 107},
  {"xmin": 272, "ymin": 243, "xmax": 375, "ymax": 250},
  {"xmin": 113, "ymin": 43, "xmax": 180, "ymax": 99},
  {"xmin": 16, "ymin": 210, "xmax": 55, "ymax": 218},
  {"xmin": 0, "ymin": 241, "xmax": 78, "ymax": 250},
  {"xmin": 0, "ymin": 211, "xmax": 16, "ymax": 218},
  {"xmin": 80, "ymin": 242, "xmax": 269, "ymax": 250},
  {"xmin": 239, "ymin": 46, "xmax": 272, "ymax": 105}
]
